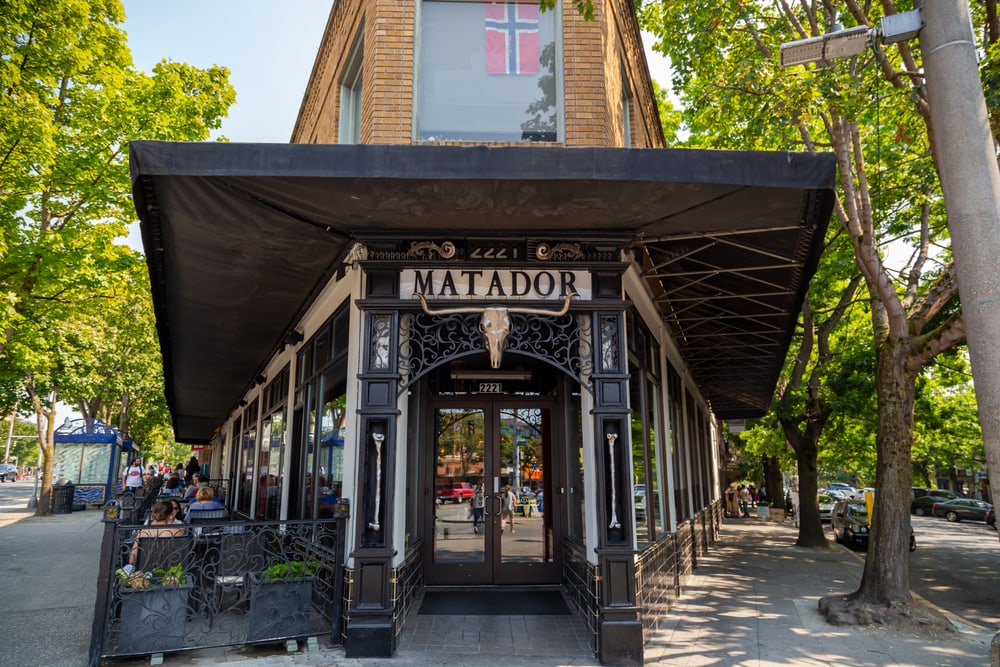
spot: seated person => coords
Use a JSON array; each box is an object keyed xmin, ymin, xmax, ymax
[
  {"xmin": 182, "ymin": 474, "xmax": 202, "ymax": 502},
  {"xmin": 318, "ymin": 485, "xmax": 338, "ymax": 518},
  {"xmin": 160, "ymin": 473, "xmax": 183, "ymax": 496},
  {"xmin": 186, "ymin": 486, "xmax": 226, "ymax": 515},
  {"xmin": 146, "ymin": 497, "xmax": 185, "ymax": 524},
  {"xmin": 130, "ymin": 500, "xmax": 186, "ymax": 566}
]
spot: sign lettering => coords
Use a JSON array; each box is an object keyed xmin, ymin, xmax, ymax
[{"xmin": 401, "ymin": 269, "xmax": 591, "ymax": 301}]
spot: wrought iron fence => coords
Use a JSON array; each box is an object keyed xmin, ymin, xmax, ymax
[{"xmin": 89, "ymin": 511, "xmax": 348, "ymax": 665}]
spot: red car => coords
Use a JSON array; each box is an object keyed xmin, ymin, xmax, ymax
[{"xmin": 436, "ymin": 482, "xmax": 475, "ymax": 504}]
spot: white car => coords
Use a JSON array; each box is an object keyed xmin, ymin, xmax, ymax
[
  {"xmin": 826, "ymin": 483, "xmax": 857, "ymax": 498},
  {"xmin": 817, "ymin": 494, "xmax": 836, "ymax": 522},
  {"xmin": 0, "ymin": 463, "xmax": 18, "ymax": 482}
]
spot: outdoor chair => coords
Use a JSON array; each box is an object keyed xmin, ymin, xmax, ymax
[
  {"xmin": 202, "ymin": 531, "xmax": 267, "ymax": 612},
  {"xmin": 186, "ymin": 508, "xmax": 230, "ymax": 524},
  {"xmin": 133, "ymin": 533, "xmax": 195, "ymax": 574}
]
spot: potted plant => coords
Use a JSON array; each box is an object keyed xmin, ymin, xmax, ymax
[
  {"xmin": 248, "ymin": 560, "xmax": 321, "ymax": 641},
  {"xmin": 115, "ymin": 563, "xmax": 192, "ymax": 654}
]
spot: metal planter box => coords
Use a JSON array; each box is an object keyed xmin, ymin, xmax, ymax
[
  {"xmin": 116, "ymin": 583, "xmax": 192, "ymax": 654},
  {"xmin": 248, "ymin": 575, "xmax": 314, "ymax": 641}
]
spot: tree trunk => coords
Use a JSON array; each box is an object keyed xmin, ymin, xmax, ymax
[
  {"xmin": 762, "ymin": 456, "xmax": 784, "ymax": 509},
  {"xmin": 819, "ymin": 335, "xmax": 942, "ymax": 627},
  {"xmin": 856, "ymin": 334, "xmax": 915, "ymax": 604},
  {"xmin": 947, "ymin": 464, "xmax": 961, "ymax": 495},
  {"xmin": 29, "ymin": 388, "xmax": 58, "ymax": 517},
  {"xmin": 792, "ymin": 439, "xmax": 827, "ymax": 547}
]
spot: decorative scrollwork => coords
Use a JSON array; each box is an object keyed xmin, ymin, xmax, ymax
[
  {"xmin": 406, "ymin": 241, "xmax": 457, "ymax": 260},
  {"xmin": 535, "ymin": 242, "xmax": 583, "ymax": 261},
  {"xmin": 369, "ymin": 315, "xmax": 392, "ymax": 371},
  {"xmin": 397, "ymin": 310, "xmax": 592, "ymax": 394},
  {"xmin": 577, "ymin": 314, "xmax": 593, "ymax": 384},
  {"xmin": 103, "ymin": 518, "xmax": 346, "ymax": 658},
  {"xmin": 600, "ymin": 314, "xmax": 620, "ymax": 372}
]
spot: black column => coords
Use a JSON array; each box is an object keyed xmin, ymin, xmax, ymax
[
  {"xmin": 589, "ymin": 272, "xmax": 643, "ymax": 665},
  {"xmin": 344, "ymin": 307, "xmax": 400, "ymax": 658}
]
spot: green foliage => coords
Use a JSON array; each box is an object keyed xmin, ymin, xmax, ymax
[
  {"xmin": 116, "ymin": 562, "xmax": 186, "ymax": 587},
  {"xmin": 540, "ymin": 0, "xmax": 594, "ymax": 21},
  {"xmin": 2, "ymin": 417, "xmax": 39, "ymax": 467},
  {"xmin": 152, "ymin": 563, "xmax": 188, "ymax": 586},
  {"xmin": 260, "ymin": 560, "xmax": 321, "ymax": 581},
  {"xmin": 0, "ymin": 0, "xmax": 235, "ymax": 495},
  {"xmin": 651, "ymin": 80, "xmax": 683, "ymax": 145}
]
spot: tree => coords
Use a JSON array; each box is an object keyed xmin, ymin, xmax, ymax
[
  {"xmin": 639, "ymin": 1, "xmax": 969, "ymax": 627},
  {"xmin": 0, "ymin": 0, "xmax": 234, "ymax": 514}
]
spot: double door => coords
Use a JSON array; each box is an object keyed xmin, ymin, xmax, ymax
[{"xmin": 424, "ymin": 399, "xmax": 559, "ymax": 585}]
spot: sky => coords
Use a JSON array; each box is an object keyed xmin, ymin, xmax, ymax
[{"xmin": 121, "ymin": 1, "xmax": 674, "ymax": 143}]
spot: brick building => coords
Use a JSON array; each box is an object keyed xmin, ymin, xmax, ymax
[{"xmin": 130, "ymin": 0, "xmax": 835, "ymax": 662}]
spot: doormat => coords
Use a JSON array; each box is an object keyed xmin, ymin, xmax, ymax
[{"xmin": 419, "ymin": 589, "xmax": 570, "ymax": 616}]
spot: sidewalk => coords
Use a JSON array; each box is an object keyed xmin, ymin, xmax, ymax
[{"xmin": 0, "ymin": 486, "xmax": 994, "ymax": 666}]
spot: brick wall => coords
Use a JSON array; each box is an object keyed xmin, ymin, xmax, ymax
[{"xmin": 292, "ymin": 0, "xmax": 662, "ymax": 149}]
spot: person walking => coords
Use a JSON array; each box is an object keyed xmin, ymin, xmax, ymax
[
  {"xmin": 184, "ymin": 455, "xmax": 201, "ymax": 486},
  {"xmin": 738, "ymin": 485, "xmax": 751, "ymax": 518},
  {"xmin": 122, "ymin": 458, "xmax": 145, "ymax": 495},
  {"xmin": 472, "ymin": 482, "xmax": 485, "ymax": 534},
  {"xmin": 500, "ymin": 484, "xmax": 517, "ymax": 534}
]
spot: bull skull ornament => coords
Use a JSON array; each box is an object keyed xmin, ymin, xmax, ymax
[{"xmin": 416, "ymin": 292, "xmax": 577, "ymax": 368}]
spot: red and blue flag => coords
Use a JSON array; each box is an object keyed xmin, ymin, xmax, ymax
[{"xmin": 485, "ymin": 2, "xmax": 539, "ymax": 75}]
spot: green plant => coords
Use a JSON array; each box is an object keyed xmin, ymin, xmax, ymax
[
  {"xmin": 115, "ymin": 562, "xmax": 187, "ymax": 588},
  {"xmin": 153, "ymin": 563, "xmax": 187, "ymax": 586},
  {"xmin": 259, "ymin": 560, "xmax": 321, "ymax": 581}
]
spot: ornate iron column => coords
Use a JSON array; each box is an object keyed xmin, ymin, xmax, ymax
[
  {"xmin": 589, "ymin": 272, "xmax": 643, "ymax": 665},
  {"xmin": 344, "ymin": 287, "xmax": 401, "ymax": 656}
]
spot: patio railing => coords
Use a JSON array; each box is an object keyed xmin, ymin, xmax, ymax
[{"xmin": 88, "ymin": 505, "xmax": 348, "ymax": 665}]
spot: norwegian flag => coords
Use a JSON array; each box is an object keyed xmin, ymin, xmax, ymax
[{"xmin": 485, "ymin": 2, "xmax": 539, "ymax": 75}]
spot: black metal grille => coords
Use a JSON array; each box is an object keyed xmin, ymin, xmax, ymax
[
  {"xmin": 398, "ymin": 311, "xmax": 585, "ymax": 393},
  {"xmin": 90, "ymin": 516, "xmax": 347, "ymax": 663}
]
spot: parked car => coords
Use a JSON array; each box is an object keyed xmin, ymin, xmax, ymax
[
  {"xmin": 817, "ymin": 494, "xmax": 835, "ymax": 522},
  {"xmin": 0, "ymin": 463, "xmax": 17, "ymax": 482},
  {"xmin": 634, "ymin": 483, "xmax": 645, "ymax": 520},
  {"xmin": 436, "ymin": 482, "xmax": 475, "ymax": 504},
  {"xmin": 931, "ymin": 498, "xmax": 994, "ymax": 523},
  {"xmin": 912, "ymin": 487, "xmax": 959, "ymax": 501},
  {"xmin": 986, "ymin": 507, "xmax": 995, "ymax": 528},
  {"xmin": 910, "ymin": 489, "xmax": 960, "ymax": 516},
  {"xmin": 831, "ymin": 498, "xmax": 916, "ymax": 551},
  {"xmin": 827, "ymin": 482, "xmax": 856, "ymax": 496}
]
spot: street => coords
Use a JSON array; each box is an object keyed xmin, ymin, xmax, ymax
[
  {"xmin": 909, "ymin": 513, "xmax": 1000, "ymax": 629},
  {"xmin": 0, "ymin": 475, "xmax": 38, "ymax": 527},
  {"xmin": 823, "ymin": 512, "xmax": 1000, "ymax": 630}
]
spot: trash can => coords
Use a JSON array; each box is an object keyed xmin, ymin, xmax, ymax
[{"xmin": 51, "ymin": 477, "xmax": 75, "ymax": 514}]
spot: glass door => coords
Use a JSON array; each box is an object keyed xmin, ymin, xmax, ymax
[{"xmin": 424, "ymin": 401, "xmax": 558, "ymax": 585}]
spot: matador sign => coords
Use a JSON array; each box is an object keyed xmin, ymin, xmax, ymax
[{"xmin": 400, "ymin": 268, "xmax": 591, "ymax": 301}]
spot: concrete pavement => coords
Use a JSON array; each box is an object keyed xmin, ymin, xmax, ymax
[{"xmin": 0, "ymin": 478, "xmax": 995, "ymax": 666}]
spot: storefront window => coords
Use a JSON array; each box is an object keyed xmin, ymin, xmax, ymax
[
  {"xmin": 236, "ymin": 401, "xmax": 258, "ymax": 516},
  {"xmin": 257, "ymin": 411, "xmax": 285, "ymax": 520},
  {"xmin": 418, "ymin": 1, "xmax": 560, "ymax": 142},
  {"xmin": 628, "ymin": 315, "xmax": 666, "ymax": 545},
  {"xmin": 294, "ymin": 303, "xmax": 351, "ymax": 519}
]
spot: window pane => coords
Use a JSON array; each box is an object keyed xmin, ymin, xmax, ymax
[
  {"xmin": 418, "ymin": 1, "xmax": 558, "ymax": 142},
  {"xmin": 647, "ymin": 378, "xmax": 664, "ymax": 536}
]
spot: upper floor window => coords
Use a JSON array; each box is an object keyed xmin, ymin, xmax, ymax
[
  {"xmin": 418, "ymin": 1, "xmax": 560, "ymax": 142},
  {"xmin": 339, "ymin": 31, "xmax": 364, "ymax": 144}
]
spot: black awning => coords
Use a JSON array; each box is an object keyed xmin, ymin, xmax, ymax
[{"xmin": 131, "ymin": 141, "xmax": 835, "ymax": 442}]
